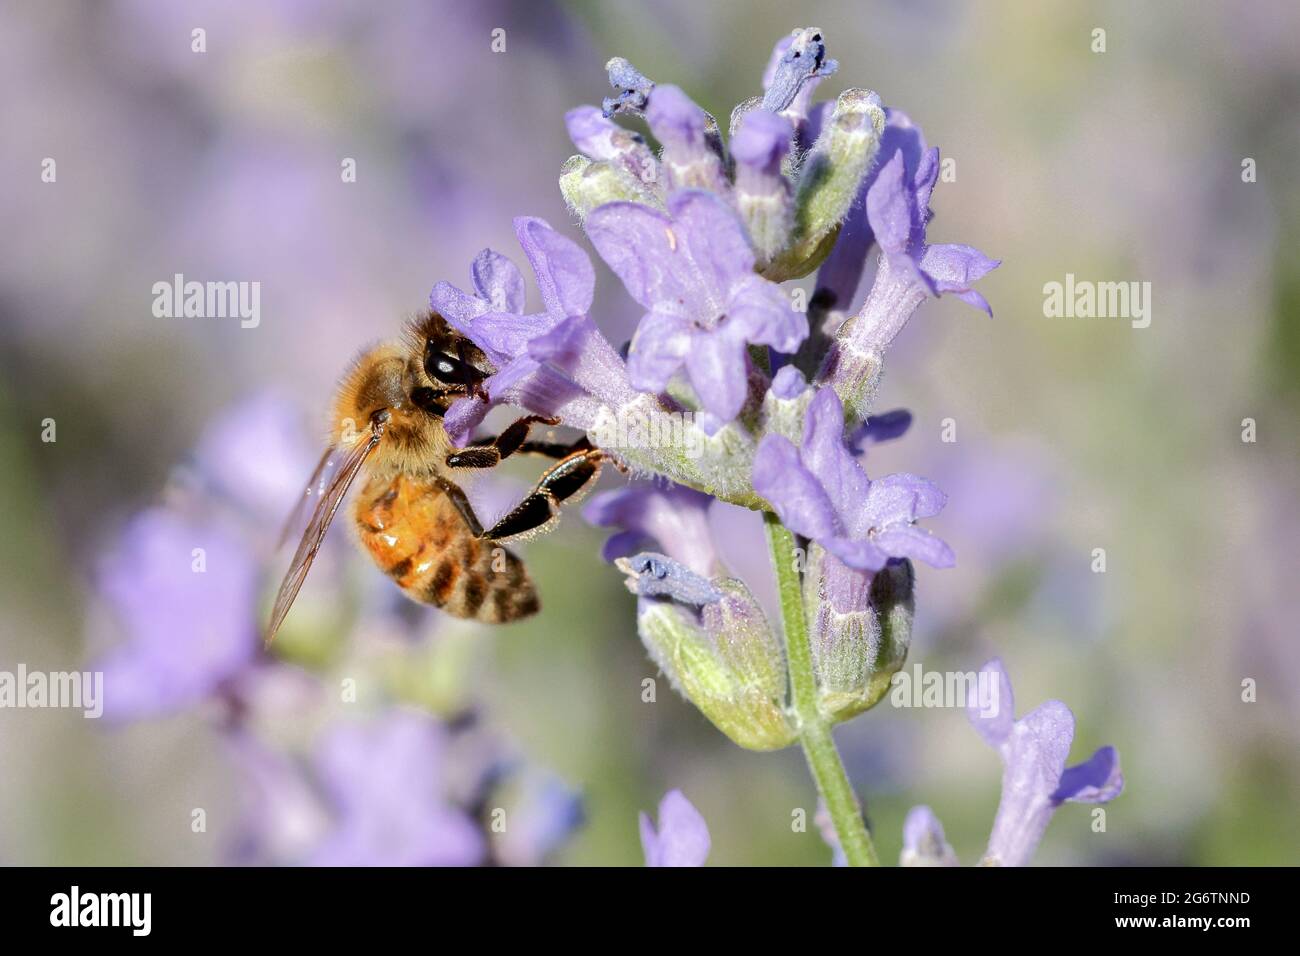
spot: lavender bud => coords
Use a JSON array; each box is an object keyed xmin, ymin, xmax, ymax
[
  {"xmin": 805, "ymin": 545, "xmax": 915, "ymax": 722},
  {"xmin": 766, "ymin": 89, "xmax": 886, "ymax": 281},
  {"xmin": 731, "ymin": 110, "xmax": 795, "ymax": 266},
  {"xmin": 762, "ymin": 27, "xmax": 838, "ymax": 117},
  {"xmin": 645, "ymin": 85, "xmax": 729, "ymax": 194},
  {"xmin": 627, "ymin": 561, "xmax": 794, "ymax": 751},
  {"xmin": 602, "ymin": 56, "xmax": 655, "ymax": 117},
  {"xmin": 559, "ymin": 155, "xmax": 662, "ymax": 222},
  {"xmin": 565, "ymin": 106, "xmax": 661, "ymax": 187}
]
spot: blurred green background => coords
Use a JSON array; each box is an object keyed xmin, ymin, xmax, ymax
[{"xmin": 1, "ymin": 0, "xmax": 1297, "ymax": 865}]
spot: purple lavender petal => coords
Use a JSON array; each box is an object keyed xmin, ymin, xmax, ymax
[
  {"xmin": 770, "ymin": 364, "xmax": 808, "ymax": 400},
  {"xmin": 669, "ymin": 189, "xmax": 757, "ymax": 302},
  {"xmin": 731, "ymin": 108, "xmax": 792, "ymax": 176},
  {"xmin": 821, "ymin": 534, "xmax": 893, "ymax": 573},
  {"xmin": 800, "ymin": 387, "xmax": 870, "ymax": 524},
  {"xmin": 645, "ymin": 84, "xmax": 709, "ymax": 154},
  {"xmin": 470, "ymin": 248, "xmax": 527, "ymax": 314},
  {"xmin": 901, "ymin": 805, "xmax": 959, "ymax": 866},
  {"xmin": 967, "ymin": 658, "xmax": 1016, "ymax": 747},
  {"xmin": 865, "ymin": 149, "xmax": 914, "ymax": 256},
  {"xmin": 983, "ymin": 700, "xmax": 1076, "ymax": 867},
  {"xmin": 626, "ymin": 310, "xmax": 693, "ymax": 392},
  {"xmin": 565, "ymin": 105, "xmax": 624, "ymax": 161},
  {"xmin": 849, "ymin": 408, "xmax": 913, "ymax": 449},
  {"xmin": 862, "ymin": 472, "xmax": 948, "ymax": 527},
  {"xmin": 584, "ymin": 481, "xmax": 718, "ymax": 575},
  {"xmin": 429, "ymin": 279, "xmax": 489, "ymax": 330},
  {"xmin": 727, "ymin": 273, "xmax": 807, "ymax": 352},
  {"xmin": 920, "ymin": 243, "xmax": 1001, "ymax": 316},
  {"xmin": 685, "ymin": 323, "xmax": 750, "ymax": 421},
  {"xmin": 441, "ymin": 395, "xmax": 491, "ymax": 446},
  {"xmin": 815, "ymin": 109, "xmax": 929, "ymax": 309},
  {"xmin": 513, "ymin": 216, "xmax": 595, "ymax": 321},
  {"xmin": 640, "ymin": 789, "xmax": 710, "ymax": 867},
  {"xmin": 869, "ymin": 525, "xmax": 956, "ymax": 569},
  {"xmin": 585, "ymin": 200, "xmax": 698, "ymax": 313},
  {"xmin": 752, "ymin": 434, "xmax": 839, "ymax": 540},
  {"xmin": 1052, "ymin": 746, "xmax": 1124, "ymax": 804},
  {"xmin": 456, "ymin": 310, "xmax": 557, "ymax": 368}
]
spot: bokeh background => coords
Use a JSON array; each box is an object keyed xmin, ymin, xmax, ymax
[{"xmin": 1, "ymin": 0, "xmax": 1297, "ymax": 865}]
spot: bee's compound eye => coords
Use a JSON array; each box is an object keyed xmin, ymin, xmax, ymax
[
  {"xmin": 429, "ymin": 354, "xmax": 460, "ymax": 382},
  {"xmin": 424, "ymin": 344, "xmax": 484, "ymax": 387}
]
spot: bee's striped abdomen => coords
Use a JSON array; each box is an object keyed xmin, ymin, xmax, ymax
[{"xmin": 353, "ymin": 474, "xmax": 539, "ymax": 622}]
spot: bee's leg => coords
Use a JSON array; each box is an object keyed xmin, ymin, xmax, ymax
[
  {"xmin": 516, "ymin": 438, "xmax": 589, "ymax": 460},
  {"xmin": 434, "ymin": 477, "xmax": 485, "ymax": 537},
  {"xmin": 446, "ymin": 415, "xmax": 561, "ymax": 469},
  {"xmin": 481, "ymin": 444, "xmax": 604, "ymax": 542}
]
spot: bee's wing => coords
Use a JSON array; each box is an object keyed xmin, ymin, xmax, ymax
[
  {"xmin": 276, "ymin": 446, "xmax": 337, "ymax": 551},
  {"xmin": 264, "ymin": 419, "xmax": 386, "ymax": 645}
]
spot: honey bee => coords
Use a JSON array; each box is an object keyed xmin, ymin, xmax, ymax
[{"xmin": 264, "ymin": 310, "xmax": 604, "ymax": 644}]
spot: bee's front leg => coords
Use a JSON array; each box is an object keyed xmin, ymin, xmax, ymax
[{"xmin": 445, "ymin": 415, "xmax": 562, "ymax": 469}]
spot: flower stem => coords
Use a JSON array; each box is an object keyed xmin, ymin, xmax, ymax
[{"xmin": 764, "ymin": 512, "xmax": 879, "ymax": 866}]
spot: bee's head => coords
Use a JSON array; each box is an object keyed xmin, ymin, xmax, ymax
[{"xmin": 403, "ymin": 310, "xmax": 494, "ymax": 416}]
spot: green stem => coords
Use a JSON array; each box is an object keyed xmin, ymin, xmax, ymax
[{"xmin": 764, "ymin": 512, "xmax": 879, "ymax": 867}]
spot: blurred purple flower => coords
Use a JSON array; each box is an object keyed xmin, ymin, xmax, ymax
[
  {"xmin": 814, "ymin": 800, "xmax": 848, "ymax": 867},
  {"xmin": 585, "ymin": 190, "xmax": 807, "ymax": 425},
  {"xmin": 899, "ymin": 805, "xmax": 959, "ymax": 866},
  {"xmin": 640, "ymin": 789, "xmax": 710, "ymax": 867},
  {"xmin": 226, "ymin": 728, "xmax": 331, "ymax": 866},
  {"xmin": 968, "ymin": 658, "xmax": 1123, "ymax": 866},
  {"xmin": 92, "ymin": 508, "xmax": 258, "ymax": 722},
  {"xmin": 753, "ymin": 387, "xmax": 954, "ymax": 572},
  {"xmin": 583, "ymin": 481, "xmax": 720, "ymax": 576},
  {"xmin": 192, "ymin": 390, "xmax": 317, "ymax": 524},
  {"xmin": 494, "ymin": 774, "xmax": 585, "ymax": 867},
  {"xmin": 430, "ymin": 217, "xmax": 635, "ymax": 444},
  {"xmin": 309, "ymin": 711, "xmax": 486, "ymax": 867}
]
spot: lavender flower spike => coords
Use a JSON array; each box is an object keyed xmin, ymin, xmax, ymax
[
  {"xmin": 753, "ymin": 386, "xmax": 955, "ymax": 573},
  {"xmin": 967, "ymin": 658, "xmax": 1124, "ymax": 866},
  {"xmin": 641, "ymin": 790, "xmax": 710, "ymax": 866},
  {"xmin": 585, "ymin": 189, "xmax": 807, "ymax": 425}
]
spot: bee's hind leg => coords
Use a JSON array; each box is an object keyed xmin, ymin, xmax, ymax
[{"xmin": 481, "ymin": 442, "xmax": 604, "ymax": 542}]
